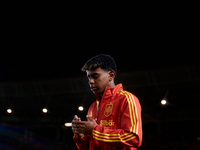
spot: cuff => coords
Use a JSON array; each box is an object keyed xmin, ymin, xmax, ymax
[
  {"xmin": 92, "ymin": 124, "xmax": 104, "ymax": 133},
  {"xmin": 73, "ymin": 134, "xmax": 84, "ymax": 142}
]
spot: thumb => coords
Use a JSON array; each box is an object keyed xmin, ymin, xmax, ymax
[{"xmin": 86, "ymin": 115, "xmax": 95, "ymax": 122}]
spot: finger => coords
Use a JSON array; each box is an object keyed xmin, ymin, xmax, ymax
[
  {"xmin": 78, "ymin": 130, "xmax": 84, "ymax": 134},
  {"xmin": 72, "ymin": 127, "xmax": 77, "ymax": 133},
  {"xmin": 72, "ymin": 123, "xmax": 78, "ymax": 128},
  {"xmin": 77, "ymin": 124, "xmax": 86, "ymax": 128},
  {"xmin": 72, "ymin": 121, "xmax": 84, "ymax": 128},
  {"xmin": 72, "ymin": 126, "xmax": 79, "ymax": 130},
  {"xmin": 74, "ymin": 115, "xmax": 79, "ymax": 119},
  {"xmin": 72, "ymin": 127, "xmax": 81, "ymax": 133},
  {"xmin": 72, "ymin": 116, "xmax": 79, "ymax": 124},
  {"xmin": 72, "ymin": 123, "xmax": 80, "ymax": 128},
  {"xmin": 78, "ymin": 121, "xmax": 87, "ymax": 124},
  {"xmin": 72, "ymin": 119, "xmax": 79, "ymax": 124},
  {"xmin": 86, "ymin": 115, "xmax": 95, "ymax": 122},
  {"xmin": 75, "ymin": 127, "xmax": 84, "ymax": 134}
]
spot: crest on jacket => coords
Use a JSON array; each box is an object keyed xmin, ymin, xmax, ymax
[{"xmin": 104, "ymin": 102, "xmax": 113, "ymax": 117}]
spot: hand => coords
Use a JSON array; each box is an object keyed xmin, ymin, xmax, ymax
[
  {"xmin": 75, "ymin": 115, "xmax": 97, "ymax": 135},
  {"xmin": 72, "ymin": 115, "xmax": 83, "ymax": 139}
]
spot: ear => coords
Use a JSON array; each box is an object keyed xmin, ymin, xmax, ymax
[{"xmin": 109, "ymin": 70, "xmax": 116, "ymax": 81}]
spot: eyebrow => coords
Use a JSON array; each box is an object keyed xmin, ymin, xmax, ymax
[{"xmin": 87, "ymin": 73, "xmax": 99, "ymax": 78}]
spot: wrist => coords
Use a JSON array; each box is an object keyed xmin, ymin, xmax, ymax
[{"xmin": 74, "ymin": 133, "xmax": 84, "ymax": 139}]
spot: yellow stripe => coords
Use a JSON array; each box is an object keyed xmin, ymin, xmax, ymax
[
  {"xmin": 93, "ymin": 136, "xmax": 121, "ymax": 142},
  {"xmin": 121, "ymin": 91, "xmax": 134, "ymax": 133},
  {"xmin": 120, "ymin": 133, "xmax": 135, "ymax": 140},
  {"xmin": 93, "ymin": 132, "xmax": 120, "ymax": 139},
  {"xmin": 93, "ymin": 134, "xmax": 136, "ymax": 142},
  {"xmin": 93, "ymin": 130, "xmax": 134, "ymax": 140},
  {"xmin": 93, "ymin": 130, "xmax": 136, "ymax": 143},
  {"xmin": 126, "ymin": 91, "xmax": 136, "ymax": 133},
  {"xmin": 120, "ymin": 132, "xmax": 132, "ymax": 138},
  {"xmin": 126, "ymin": 91, "xmax": 137, "ymax": 133},
  {"xmin": 93, "ymin": 130, "xmax": 119, "ymax": 136},
  {"xmin": 118, "ymin": 90, "xmax": 139, "ymax": 134},
  {"xmin": 127, "ymin": 91, "xmax": 139, "ymax": 134}
]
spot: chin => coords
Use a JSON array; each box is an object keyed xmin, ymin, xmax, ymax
[{"xmin": 93, "ymin": 91, "xmax": 99, "ymax": 94}]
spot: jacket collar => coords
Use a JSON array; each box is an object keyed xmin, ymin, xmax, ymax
[
  {"xmin": 96, "ymin": 84, "xmax": 123, "ymax": 101},
  {"xmin": 105, "ymin": 83, "xmax": 123, "ymax": 96}
]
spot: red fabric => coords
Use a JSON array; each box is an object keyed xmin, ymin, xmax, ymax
[{"xmin": 74, "ymin": 84, "xmax": 142, "ymax": 150}]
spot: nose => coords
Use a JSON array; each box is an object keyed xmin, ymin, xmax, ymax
[{"xmin": 89, "ymin": 78, "xmax": 95, "ymax": 84}]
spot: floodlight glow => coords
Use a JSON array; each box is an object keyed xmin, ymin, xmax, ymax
[
  {"xmin": 7, "ymin": 108, "xmax": 12, "ymax": 114},
  {"xmin": 42, "ymin": 108, "xmax": 48, "ymax": 113},
  {"xmin": 161, "ymin": 99, "xmax": 167, "ymax": 105},
  {"xmin": 78, "ymin": 106, "xmax": 84, "ymax": 111},
  {"xmin": 64, "ymin": 123, "xmax": 72, "ymax": 127}
]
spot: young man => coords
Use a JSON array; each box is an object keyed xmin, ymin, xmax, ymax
[{"xmin": 72, "ymin": 54, "xmax": 142, "ymax": 150}]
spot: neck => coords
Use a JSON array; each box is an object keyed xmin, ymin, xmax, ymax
[
  {"xmin": 109, "ymin": 82, "xmax": 116, "ymax": 88},
  {"xmin": 96, "ymin": 91, "xmax": 104, "ymax": 101},
  {"xmin": 96, "ymin": 82, "xmax": 116, "ymax": 100}
]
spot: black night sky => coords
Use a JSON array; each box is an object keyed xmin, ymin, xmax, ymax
[{"xmin": 1, "ymin": 1, "xmax": 199, "ymax": 81}]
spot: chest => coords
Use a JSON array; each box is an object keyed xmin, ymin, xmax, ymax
[{"xmin": 89, "ymin": 97, "xmax": 123, "ymax": 129}]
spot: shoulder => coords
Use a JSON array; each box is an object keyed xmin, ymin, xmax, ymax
[
  {"xmin": 117, "ymin": 90, "xmax": 137, "ymax": 99},
  {"xmin": 117, "ymin": 90, "xmax": 141, "ymax": 107}
]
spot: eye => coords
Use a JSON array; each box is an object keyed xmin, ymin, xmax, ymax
[
  {"xmin": 89, "ymin": 73, "xmax": 100, "ymax": 80},
  {"xmin": 93, "ymin": 76, "xmax": 99, "ymax": 79}
]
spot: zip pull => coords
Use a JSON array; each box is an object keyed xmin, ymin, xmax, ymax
[{"xmin": 96, "ymin": 100, "xmax": 100, "ymax": 115}]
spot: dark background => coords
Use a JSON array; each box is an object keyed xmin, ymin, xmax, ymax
[{"xmin": 0, "ymin": 1, "xmax": 200, "ymax": 150}]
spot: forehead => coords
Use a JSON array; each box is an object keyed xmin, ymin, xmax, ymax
[{"xmin": 86, "ymin": 68, "xmax": 108, "ymax": 76}]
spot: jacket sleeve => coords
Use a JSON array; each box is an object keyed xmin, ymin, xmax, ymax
[
  {"xmin": 73, "ymin": 102, "xmax": 96, "ymax": 150},
  {"xmin": 73, "ymin": 134, "xmax": 90, "ymax": 150},
  {"xmin": 92, "ymin": 92, "xmax": 142, "ymax": 148}
]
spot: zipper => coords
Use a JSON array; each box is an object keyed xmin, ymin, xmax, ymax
[{"xmin": 96, "ymin": 86, "xmax": 108, "ymax": 117}]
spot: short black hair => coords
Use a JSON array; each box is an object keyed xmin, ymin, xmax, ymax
[{"xmin": 81, "ymin": 54, "xmax": 117, "ymax": 73}]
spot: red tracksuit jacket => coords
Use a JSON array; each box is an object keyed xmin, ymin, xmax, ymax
[{"xmin": 74, "ymin": 84, "xmax": 142, "ymax": 150}]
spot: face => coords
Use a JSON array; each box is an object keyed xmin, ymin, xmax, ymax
[{"xmin": 86, "ymin": 68, "xmax": 113, "ymax": 95}]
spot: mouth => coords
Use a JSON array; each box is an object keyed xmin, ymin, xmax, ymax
[{"xmin": 91, "ymin": 87, "xmax": 97, "ymax": 91}]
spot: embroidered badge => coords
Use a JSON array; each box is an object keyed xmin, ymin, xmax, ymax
[{"xmin": 104, "ymin": 102, "xmax": 113, "ymax": 117}]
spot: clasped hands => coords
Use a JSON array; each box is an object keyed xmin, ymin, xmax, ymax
[{"xmin": 72, "ymin": 115, "xmax": 97, "ymax": 139}]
